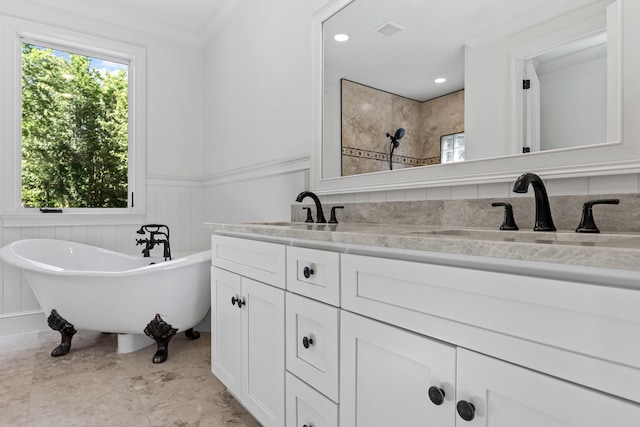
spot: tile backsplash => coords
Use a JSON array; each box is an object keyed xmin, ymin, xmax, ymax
[{"xmin": 292, "ymin": 193, "xmax": 640, "ymax": 233}]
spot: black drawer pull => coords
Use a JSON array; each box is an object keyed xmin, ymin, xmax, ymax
[
  {"xmin": 303, "ymin": 266, "xmax": 314, "ymax": 278},
  {"xmin": 302, "ymin": 336, "xmax": 314, "ymax": 349}
]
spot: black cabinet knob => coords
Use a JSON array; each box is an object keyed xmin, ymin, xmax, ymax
[
  {"xmin": 302, "ymin": 336, "xmax": 314, "ymax": 349},
  {"xmin": 457, "ymin": 400, "xmax": 475, "ymax": 421},
  {"xmin": 231, "ymin": 296, "xmax": 238, "ymax": 306},
  {"xmin": 428, "ymin": 386, "xmax": 445, "ymax": 405},
  {"xmin": 237, "ymin": 298, "xmax": 245, "ymax": 308},
  {"xmin": 303, "ymin": 424, "xmax": 312, "ymax": 427},
  {"xmin": 303, "ymin": 266, "xmax": 314, "ymax": 279}
]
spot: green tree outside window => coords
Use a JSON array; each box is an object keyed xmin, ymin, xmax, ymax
[{"xmin": 21, "ymin": 43, "xmax": 129, "ymax": 208}]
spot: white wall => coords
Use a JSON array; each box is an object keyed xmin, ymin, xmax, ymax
[
  {"xmin": 201, "ymin": 0, "xmax": 318, "ymax": 222},
  {"xmin": 202, "ymin": 0, "xmax": 315, "ymax": 177},
  {"xmin": 539, "ymin": 54, "xmax": 607, "ymax": 150},
  {"xmin": 0, "ymin": 1, "xmax": 208, "ymax": 334}
]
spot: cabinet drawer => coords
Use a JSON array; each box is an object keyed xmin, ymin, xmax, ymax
[
  {"xmin": 287, "ymin": 246, "xmax": 340, "ymax": 306},
  {"xmin": 211, "ymin": 235, "xmax": 285, "ymax": 288},
  {"xmin": 286, "ymin": 292, "xmax": 339, "ymax": 402},
  {"xmin": 286, "ymin": 372, "xmax": 338, "ymax": 427},
  {"xmin": 341, "ymin": 253, "xmax": 640, "ymax": 371}
]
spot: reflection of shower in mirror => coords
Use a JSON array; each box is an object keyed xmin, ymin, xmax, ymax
[{"xmin": 386, "ymin": 128, "xmax": 405, "ymax": 170}]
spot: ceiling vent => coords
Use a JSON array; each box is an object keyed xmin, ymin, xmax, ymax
[{"xmin": 374, "ymin": 21, "xmax": 405, "ymax": 37}]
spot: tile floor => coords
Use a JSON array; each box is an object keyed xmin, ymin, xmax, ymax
[{"xmin": 0, "ymin": 329, "xmax": 261, "ymax": 426}]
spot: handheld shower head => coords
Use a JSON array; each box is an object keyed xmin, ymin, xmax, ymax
[
  {"xmin": 136, "ymin": 226, "xmax": 146, "ymax": 235},
  {"xmin": 386, "ymin": 128, "xmax": 405, "ymax": 148},
  {"xmin": 387, "ymin": 128, "xmax": 405, "ymax": 170}
]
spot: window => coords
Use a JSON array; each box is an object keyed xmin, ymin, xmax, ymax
[
  {"xmin": 21, "ymin": 42, "xmax": 129, "ymax": 208},
  {"xmin": 1, "ymin": 17, "xmax": 146, "ymax": 224},
  {"xmin": 440, "ymin": 132, "xmax": 465, "ymax": 164}
]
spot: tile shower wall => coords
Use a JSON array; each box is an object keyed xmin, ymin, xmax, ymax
[
  {"xmin": 0, "ymin": 178, "xmax": 207, "ymax": 335},
  {"xmin": 341, "ymin": 79, "xmax": 464, "ymax": 175}
]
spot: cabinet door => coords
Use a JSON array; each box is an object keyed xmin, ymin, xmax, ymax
[
  {"xmin": 340, "ymin": 311, "xmax": 456, "ymax": 427},
  {"xmin": 456, "ymin": 348, "xmax": 640, "ymax": 426},
  {"xmin": 242, "ymin": 277, "xmax": 285, "ymax": 427},
  {"xmin": 211, "ymin": 267, "xmax": 242, "ymax": 398}
]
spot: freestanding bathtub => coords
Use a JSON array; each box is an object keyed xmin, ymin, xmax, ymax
[{"xmin": 0, "ymin": 239, "xmax": 211, "ymax": 362}]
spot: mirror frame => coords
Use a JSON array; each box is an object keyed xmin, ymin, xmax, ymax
[{"xmin": 311, "ymin": 0, "xmax": 640, "ymax": 195}]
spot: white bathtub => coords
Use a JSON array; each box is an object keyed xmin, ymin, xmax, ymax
[{"xmin": 0, "ymin": 239, "xmax": 211, "ymax": 355}]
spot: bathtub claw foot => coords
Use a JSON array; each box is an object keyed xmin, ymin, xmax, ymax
[
  {"xmin": 47, "ymin": 309, "xmax": 77, "ymax": 357},
  {"xmin": 185, "ymin": 328, "xmax": 200, "ymax": 340},
  {"xmin": 144, "ymin": 314, "xmax": 177, "ymax": 364}
]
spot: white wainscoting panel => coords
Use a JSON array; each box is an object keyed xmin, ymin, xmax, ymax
[{"xmin": 204, "ymin": 155, "xmax": 309, "ymax": 223}]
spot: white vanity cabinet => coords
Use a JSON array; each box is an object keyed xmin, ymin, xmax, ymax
[
  {"xmin": 340, "ymin": 252, "xmax": 640, "ymax": 426},
  {"xmin": 211, "ymin": 235, "xmax": 286, "ymax": 427},
  {"xmin": 208, "ymin": 231, "xmax": 640, "ymax": 427}
]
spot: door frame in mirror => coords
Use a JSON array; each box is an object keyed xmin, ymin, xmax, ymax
[
  {"xmin": 509, "ymin": 7, "xmax": 615, "ymax": 154},
  {"xmin": 311, "ymin": 0, "xmax": 640, "ymax": 195}
]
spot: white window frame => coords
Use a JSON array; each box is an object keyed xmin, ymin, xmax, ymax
[{"xmin": 0, "ymin": 16, "xmax": 145, "ymax": 226}]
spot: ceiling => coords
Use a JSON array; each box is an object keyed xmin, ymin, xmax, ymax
[
  {"xmin": 20, "ymin": 0, "xmax": 607, "ymax": 99},
  {"xmin": 25, "ymin": 0, "xmax": 233, "ymax": 41},
  {"xmin": 323, "ymin": 0, "xmax": 604, "ymax": 102}
]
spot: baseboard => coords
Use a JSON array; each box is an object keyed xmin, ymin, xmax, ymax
[{"xmin": 0, "ymin": 310, "xmax": 48, "ymax": 336}]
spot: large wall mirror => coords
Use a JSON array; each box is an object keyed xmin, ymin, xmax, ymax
[{"xmin": 310, "ymin": 0, "xmax": 640, "ymax": 194}]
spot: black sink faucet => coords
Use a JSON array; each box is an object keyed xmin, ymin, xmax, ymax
[
  {"xmin": 295, "ymin": 191, "xmax": 326, "ymax": 223},
  {"xmin": 512, "ymin": 173, "xmax": 556, "ymax": 231}
]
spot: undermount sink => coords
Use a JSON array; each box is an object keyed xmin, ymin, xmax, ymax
[{"xmin": 401, "ymin": 228, "xmax": 639, "ymax": 246}]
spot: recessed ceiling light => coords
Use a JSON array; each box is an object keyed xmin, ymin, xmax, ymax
[
  {"xmin": 334, "ymin": 34, "xmax": 349, "ymax": 42},
  {"xmin": 434, "ymin": 77, "xmax": 447, "ymax": 84}
]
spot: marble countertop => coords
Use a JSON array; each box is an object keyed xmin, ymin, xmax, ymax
[{"xmin": 205, "ymin": 221, "xmax": 640, "ymax": 274}]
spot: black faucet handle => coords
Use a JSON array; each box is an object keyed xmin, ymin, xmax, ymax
[
  {"xmin": 491, "ymin": 202, "xmax": 519, "ymax": 231},
  {"xmin": 329, "ymin": 206, "xmax": 344, "ymax": 224},
  {"xmin": 302, "ymin": 207, "xmax": 314, "ymax": 223},
  {"xmin": 576, "ymin": 199, "xmax": 619, "ymax": 233}
]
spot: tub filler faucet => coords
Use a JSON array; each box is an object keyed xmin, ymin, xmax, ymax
[{"xmin": 136, "ymin": 224, "xmax": 172, "ymax": 260}]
